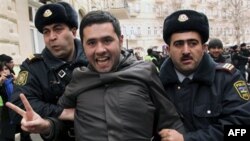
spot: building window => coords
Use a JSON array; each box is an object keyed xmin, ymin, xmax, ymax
[
  {"xmin": 154, "ymin": 27, "xmax": 157, "ymax": 35},
  {"xmin": 28, "ymin": 6, "xmax": 37, "ymax": 23},
  {"xmin": 131, "ymin": 26, "xmax": 134, "ymax": 35},
  {"xmin": 28, "ymin": 6, "xmax": 33, "ymax": 22},
  {"xmin": 30, "ymin": 28, "xmax": 44, "ymax": 53},
  {"xmin": 148, "ymin": 27, "xmax": 151, "ymax": 35},
  {"xmin": 29, "ymin": 5, "xmax": 44, "ymax": 53},
  {"xmin": 137, "ymin": 26, "xmax": 141, "ymax": 36}
]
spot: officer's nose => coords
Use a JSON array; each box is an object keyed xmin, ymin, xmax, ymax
[
  {"xmin": 182, "ymin": 43, "xmax": 190, "ymax": 55},
  {"xmin": 49, "ymin": 31, "xmax": 57, "ymax": 40}
]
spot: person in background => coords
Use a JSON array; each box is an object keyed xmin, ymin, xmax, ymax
[
  {"xmin": 207, "ymin": 38, "xmax": 226, "ymax": 63},
  {"xmin": 6, "ymin": 10, "xmax": 185, "ymax": 141},
  {"xmin": 0, "ymin": 54, "xmax": 16, "ymax": 78},
  {"xmin": 230, "ymin": 45, "xmax": 239, "ymax": 66},
  {"xmin": 9, "ymin": 2, "xmax": 88, "ymax": 141},
  {"xmin": 0, "ymin": 61, "xmax": 15, "ymax": 141},
  {"xmin": 0, "ymin": 54, "xmax": 31, "ymax": 141},
  {"xmin": 144, "ymin": 48, "xmax": 160, "ymax": 71},
  {"xmin": 239, "ymin": 43, "xmax": 250, "ymax": 80},
  {"xmin": 134, "ymin": 52, "xmax": 143, "ymax": 60},
  {"xmin": 159, "ymin": 9, "xmax": 250, "ymax": 141},
  {"xmin": 231, "ymin": 44, "xmax": 250, "ymax": 80}
]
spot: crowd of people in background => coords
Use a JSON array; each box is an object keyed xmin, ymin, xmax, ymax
[
  {"xmin": 206, "ymin": 40, "xmax": 250, "ymax": 83},
  {"xmin": 130, "ymin": 40, "xmax": 250, "ymax": 85}
]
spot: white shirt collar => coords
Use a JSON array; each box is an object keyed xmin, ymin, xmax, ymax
[{"xmin": 175, "ymin": 69, "xmax": 194, "ymax": 82}]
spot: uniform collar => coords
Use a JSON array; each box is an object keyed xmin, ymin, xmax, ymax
[
  {"xmin": 160, "ymin": 53, "xmax": 216, "ymax": 86},
  {"xmin": 41, "ymin": 39, "xmax": 87, "ymax": 70},
  {"xmin": 175, "ymin": 70, "xmax": 194, "ymax": 82}
]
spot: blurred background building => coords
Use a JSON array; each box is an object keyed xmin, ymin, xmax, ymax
[{"xmin": 1, "ymin": 0, "xmax": 250, "ymax": 65}]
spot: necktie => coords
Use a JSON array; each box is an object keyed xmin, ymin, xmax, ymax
[{"xmin": 182, "ymin": 78, "xmax": 191, "ymax": 87}]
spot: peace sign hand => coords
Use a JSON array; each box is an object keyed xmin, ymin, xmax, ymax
[{"xmin": 6, "ymin": 93, "xmax": 51, "ymax": 134}]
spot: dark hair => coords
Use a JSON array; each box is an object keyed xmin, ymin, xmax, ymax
[
  {"xmin": 240, "ymin": 43, "xmax": 246, "ymax": 47},
  {"xmin": 231, "ymin": 45, "xmax": 238, "ymax": 50},
  {"xmin": 147, "ymin": 48, "xmax": 153, "ymax": 54},
  {"xmin": 0, "ymin": 61, "xmax": 5, "ymax": 71},
  {"xmin": 208, "ymin": 38, "xmax": 223, "ymax": 49},
  {"xmin": 0, "ymin": 54, "xmax": 13, "ymax": 63},
  {"xmin": 79, "ymin": 10, "xmax": 121, "ymax": 42}
]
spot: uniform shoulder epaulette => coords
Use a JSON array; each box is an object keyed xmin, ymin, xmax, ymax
[
  {"xmin": 215, "ymin": 63, "xmax": 236, "ymax": 74},
  {"xmin": 26, "ymin": 54, "xmax": 43, "ymax": 64}
]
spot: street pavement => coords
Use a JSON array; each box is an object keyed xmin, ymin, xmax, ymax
[{"xmin": 15, "ymin": 133, "xmax": 43, "ymax": 141}]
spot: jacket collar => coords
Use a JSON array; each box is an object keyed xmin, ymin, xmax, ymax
[{"xmin": 41, "ymin": 39, "xmax": 88, "ymax": 70}]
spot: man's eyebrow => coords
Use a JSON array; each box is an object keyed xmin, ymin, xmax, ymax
[
  {"xmin": 87, "ymin": 36, "xmax": 113, "ymax": 41},
  {"xmin": 174, "ymin": 39, "xmax": 199, "ymax": 42}
]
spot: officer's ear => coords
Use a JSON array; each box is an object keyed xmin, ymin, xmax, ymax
[
  {"xmin": 71, "ymin": 27, "xmax": 77, "ymax": 37},
  {"xmin": 165, "ymin": 45, "xmax": 170, "ymax": 54},
  {"xmin": 203, "ymin": 44, "xmax": 208, "ymax": 52}
]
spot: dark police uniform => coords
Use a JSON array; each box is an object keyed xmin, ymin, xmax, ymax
[
  {"xmin": 160, "ymin": 53, "xmax": 250, "ymax": 141},
  {"xmin": 231, "ymin": 51, "xmax": 249, "ymax": 78},
  {"xmin": 161, "ymin": 8, "xmax": 250, "ymax": 141},
  {"xmin": 11, "ymin": 39, "xmax": 88, "ymax": 141},
  {"xmin": 10, "ymin": 2, "xmax": 87, "ymax": 140}
]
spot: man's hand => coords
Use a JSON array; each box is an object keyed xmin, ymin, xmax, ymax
[
  {"xmin": 0, "ymin": 72, "xmax": 7, "ymax": 85},
  {"xmin": 59, "ymin": 108, "xmax": 75, "ymax": 120},
  {"xmin": 159, "ymin": 129, "xmax": 184, "ymax": 141},
  {"xmin": 6, "ymin": 93, "xmax": 51, "ymax": 134}
]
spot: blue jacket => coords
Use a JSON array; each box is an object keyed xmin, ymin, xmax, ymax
[{"xmin": 0, "ymin": 76, "xmax": 16, "ymax": 139}]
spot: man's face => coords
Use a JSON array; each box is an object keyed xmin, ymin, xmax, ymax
[
  {"xmin": 167, "ymin": 31, "xmax": 206, "ymax": 75},
  {"xmin": 82, "ymin": 23, "xmax": 123, "ymax": 73},
  {"xmin": 208, "ymin": 47, "xmax": 223, "ymax": 58},
  {"xmin": 43, "ymin": 23, "xmax": 76, "ymax": 61},
  {"xmin": 0, "ymin": 65, "xmax": 11, "ymax": 76},
  {"xmin": 5, "ymin": 60, "xmax": 14, "ymax": 69}
]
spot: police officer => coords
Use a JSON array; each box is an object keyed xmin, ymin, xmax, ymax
[
  {"xmin": 231, "ymin": 44, "xmax": 250, "ymax": 79},
  {"xmin": 239, "ymin": 43, "xmax": 250, "ymax": 79},
  {"xmin": 10, "ymin": 2, "xmax": 88, "ymax": 141},
  {"xmin": 159, "ymin": 9, "xmax": 250, "ymax": 141},
  {"xmin": 208, "ymin": 38, "xmax": 226, "ymax": 63}
]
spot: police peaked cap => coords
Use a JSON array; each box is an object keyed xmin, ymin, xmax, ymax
[
  {"xmin": 208, "ymin": 38, "xmax": 223, "ymax": 49},
  {"xmin": 163, "ymin": 9, "xmax": 209, "ymax": 44},
  {"xmin": 35, "ymin": 2, "xmax": 78, "ymax": 33}
]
